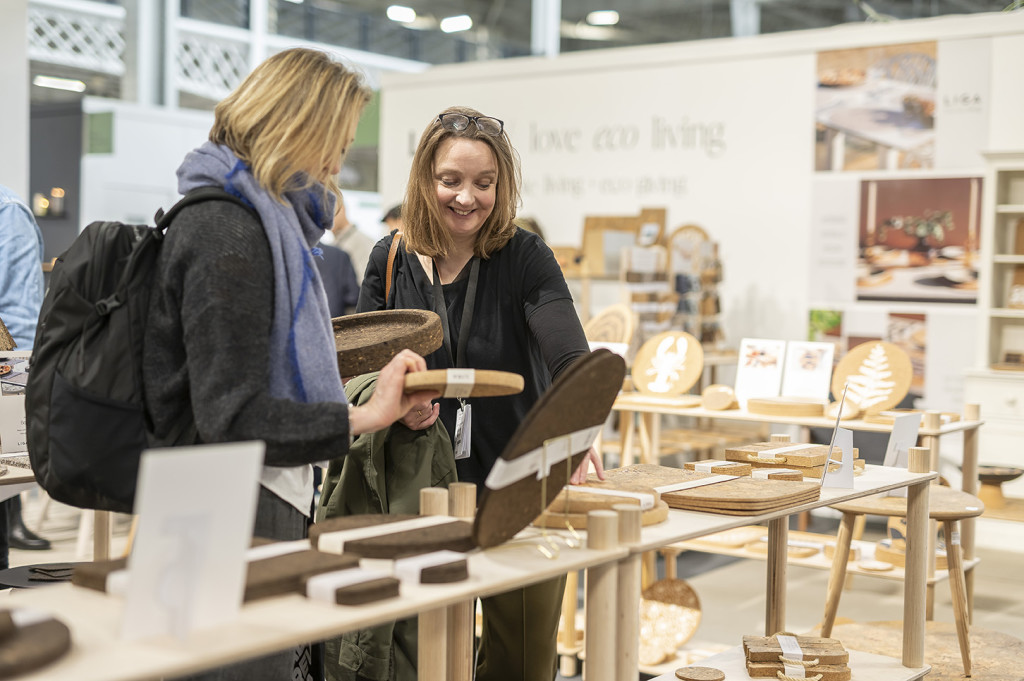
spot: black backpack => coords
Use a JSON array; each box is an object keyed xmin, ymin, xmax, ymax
[{"xmin": 26, "ymin": 187, "xmax": 254, "ymax": 513}]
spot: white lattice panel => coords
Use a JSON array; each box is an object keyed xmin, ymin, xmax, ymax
[
  {"xmin": 27, "ymin": 2, "xmax": 125, "ymax": 75},
  {"xmin": 176, "ymin": 33, "xmax": 249, "ymax": 101}
]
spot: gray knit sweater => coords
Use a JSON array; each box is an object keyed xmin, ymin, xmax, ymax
[{"xmin": 143, "ymin": 199, "xmax": 351, "ymax": 467}]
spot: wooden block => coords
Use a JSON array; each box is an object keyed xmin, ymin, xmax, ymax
[
  {"xmin": 746, "ymin": 661, "xmax": 850, "ymax": 681},
  {"xmin": 332, "ymin": 577, "xmax": 401, "ymax": 605},
  {"xmin": 684, "ymin": 460, "xmax": 752, "ymax": 476}
]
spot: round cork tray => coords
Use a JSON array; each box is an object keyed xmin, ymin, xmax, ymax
[
  {"xmin": 332, "ymin": 310, "xmax": 443, "ymax": 377},
  {"xmin": 473, "ymin": 349, "xmax": 627, "ymax": 548},
  {"xmin": 831, "ymin": 341, "xmax": 913, "ymax": 414},
  {"xmin": 0, "ymin": 612, "xmax": 72, "ymax": 678},
  {"xmin": 747, "ymin": 396, "xmax": 828, "ymax": 417},
  {"xmin": 631, "ymin": 331, "xmax": 704, "ymax": 397},
  {"xmin": 404, "ymin": 369, "xmax": 524, "ymax": 397},
  {"xmin": 640, "ymin": 577, "xmax": 702, "ymax": 661}
]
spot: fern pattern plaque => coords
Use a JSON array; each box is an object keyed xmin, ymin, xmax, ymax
[{"xmin": 831, "ymin": 341, "xmax": 912, "ymax": 414}]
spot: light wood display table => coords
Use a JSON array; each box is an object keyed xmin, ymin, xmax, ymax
[
  {"xmin": 5, "ymin": 532, "xmax": 627, "ymax": 681},
  {"xmin": 612, "ymin": 396, "xmax": 983, "ymax": 612}
]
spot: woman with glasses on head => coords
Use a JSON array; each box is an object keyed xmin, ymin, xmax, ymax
[{"xmin": 354, "ymin": 105, "xmax": 603, "ymax": 681}]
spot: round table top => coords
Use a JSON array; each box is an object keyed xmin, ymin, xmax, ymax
[{"xmin": 830, "ymin": 484, "xmax": 984, "ymax": 520}]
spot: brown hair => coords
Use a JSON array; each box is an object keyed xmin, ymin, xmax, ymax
[
  {"xmin": 401, "ymin": 105, "xmax": 521, "ymax": 259},
  {"xmin": 209, "ymin": 48, "xmax": 372, "ymax": 203}
]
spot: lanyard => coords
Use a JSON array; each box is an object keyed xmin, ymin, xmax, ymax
[{"xmin": 431, "ymin": 257, "xmax": 480, "ymax": 369}]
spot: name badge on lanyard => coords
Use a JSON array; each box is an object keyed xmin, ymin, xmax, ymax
[{"xmin": 432, "ymin": 258, "xmax": 480, "ymax": 461}]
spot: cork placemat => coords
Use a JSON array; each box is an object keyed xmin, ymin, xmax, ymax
[
  {"xmin": 404, "ymin": 369, "xmax": 523, "ymax": 397},
  {"xmin": 333, "ymin": 309, "xmax": 442, "ymax": 377},
  {"xmin": 631, "ymin": 331, "xmax": 704, "ymax": 397},
  {"xmin": 831, "ymin": 341, "xmax": 912, "ymax": 414},
  {"xmin": 310, "ymin": 514, "xmax": 476, "ymax": 559},
  {"xmin": 473, "ymin": 349, "xmax": 627, "ymax": 548}
]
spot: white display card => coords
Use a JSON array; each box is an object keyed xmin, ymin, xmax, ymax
[
  {"xmin": 780, "ymin": 341, "xmax": 835, "ymax": 400},
  {"xmin": 821, "ymin": 427, "xmax": 855, "ymax": 489},
  {"xmin": 0, "ymin": 394, "xmax": 27, "ymax": 455},
  {"xmin": 734, "ymin": 338, "xmax": 787, "ymax": 408},
  {"xmin": 121, "ymin": 441, "xmax": 265, "ymax": 641},
  {"xmin": 883, "ymin": 412, "xmax": 923, "ymax": 498}
]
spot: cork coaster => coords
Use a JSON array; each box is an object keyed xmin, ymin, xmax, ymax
[
  {"xmin": 0, "ymin": 615, "xmax": 72, "ymax": 677},
  {"xmin": 333, "ymin": 577, "xmax": 400, "ymax": 605},
  {"xmin": 404, "ymin": 369, "xmax": 524, "ymax": 397},
  {"xmin": 831, "ymin": 341, "xmax": 912, "ymax": 414},
  {"xmin": 675, "ymin": 666, "xmax": 725, "ymax": 681},
  {"xmin": 311, "ymin": 514, "xmax": 476, "ymax": 559},
  {"xmin": 631, "ymin": 331, "xmax": 704, "ymax": 397},
  {"xmin": 473, "ymin": 349, "xmax": 626, "ymax": 548},
  {"xmin": 333, "ymin": 309, "xmax": 442, "ymax": 377}
]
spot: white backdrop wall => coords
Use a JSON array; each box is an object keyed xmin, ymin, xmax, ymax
[
  {"xmin": 0, "ymin": 0, "xmax": 30, "ymax": 197},
  {"xmin": 378, "ymin": 11, "xmax": 1024, "ymax": 367}
]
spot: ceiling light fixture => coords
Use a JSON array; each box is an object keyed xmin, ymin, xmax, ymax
[
  {"xmin": 586, "ymin": 10, "xmax": 620, "ymax": 26},
  {"xmin": 386, "ymin": 5, "xmax": 416, "ymax": 23},
  {"xmin": 32, "ymin": 75, "xmax": 86, "ymax": 93},
  {"xmin": 440, "ymin": 14, "xmax": 473, "ymax": 33}
]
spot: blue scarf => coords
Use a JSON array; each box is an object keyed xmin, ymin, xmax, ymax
[{"xmin": 176, "ymin": 142, "xmax": 344, "ymax": 405}]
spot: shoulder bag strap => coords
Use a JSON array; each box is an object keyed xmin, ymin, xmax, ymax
[{"xmin": 385, "ymin": 232, "xmax": 402, "ymax": 305}]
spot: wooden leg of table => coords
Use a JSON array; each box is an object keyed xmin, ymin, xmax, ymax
[
  {"xmin": 446, "ymin": 483, "xmax": 476, "ymax": 681},
  {"xmin": 821, "ymin": 512, "xmax": 856, "ymax": 638},
  {"xmin": 420, "ymin": 489, "xmax": 449, "ymax": 681},
  {"xmin": 650, "ymin": 413, "xmax": 661, "ymax": 463},
  {"xmin": 93, "ymin": 510, "xmax": 112, "ymax": 562},
  {"xmin": 559, "ymin": 570, "xmax": 580, "ymax": 677},
  {"xmin": 641, "ymin": 550, "xmax": 656, "ymax": 590},
  {"xmin": 961, "ymin": 416, "xmax": 980, "ymax": 623},
  {"xmin": 851, "ymin": 513, "xmax": 866, "ymax": 541},
  {"xmin": 637, "ymin": 413, "xmax": 653, "ymax": 465},
  {"xmin": 902, "ymin": 479, "xmax": 931, "ymax": 669},
  {"xmin": 615, "ymin": 505, "xmax": 642, "ymax": 681},
  {"xmin": 943, "ymin": 520, "xmax": 972, "ymax": 676},
  {"xmin": 926, "ymin": 518, "xmax": 937, "ymax": 621},
  {"xmin": 661, "ymin": 548, "xmax": 679, "ymax": 579},
  {"xmin": 765, "ymin": 517, "xmax": 788, "ymax": 636},
  {"xmin": 621, "ymin": 410, "xmax": 635, "ymax": 468},
  {"xmin": 585, "ymin": 511, "xmax": 619, "ymax": 681}
]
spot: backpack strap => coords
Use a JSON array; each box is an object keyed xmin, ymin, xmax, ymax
[
  {"xmin": 385, "ymin": 232, "xmax": 402, "ymax": 304},
  {"xmin": 155, "ymin": 187, "xmax": 257, "ymax": 230}
]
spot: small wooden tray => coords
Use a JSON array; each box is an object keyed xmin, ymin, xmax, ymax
[
  {"xmin": 404, "ymin": 369, "xmax": 524, "ymax": 398},
  {"xmin": 747, "ymin": 397, "xmax": 827, "ymax": 417},
  {"xmin": 333, "ymin": 309, "xmax": 442, "ymax": 377}
]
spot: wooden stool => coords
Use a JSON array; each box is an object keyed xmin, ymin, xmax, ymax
[{"xmin": 821, "ymin": 484, "xmax": 984, "ymax": 676}]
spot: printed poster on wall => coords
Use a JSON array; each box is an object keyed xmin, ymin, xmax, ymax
[
  {"xmin": 815, "ymin": 42, "xmax": 937, "ymax": 172},
  {"xmin": 857, "ymin": 176, "xmax": 981, "ymax": 303}
]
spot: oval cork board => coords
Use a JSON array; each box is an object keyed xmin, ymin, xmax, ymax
[
  {"xmin": 631, "ymin": 331, "xmax": 704, "ymax": 397},
  {"xmin": 831, "ymin": 341, "xmax": 913, "ymax": 414}
]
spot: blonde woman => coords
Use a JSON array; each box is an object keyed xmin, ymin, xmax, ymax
[{"xmin": 143, "ymin": 49, "xmax": 436, "ymax": 680}]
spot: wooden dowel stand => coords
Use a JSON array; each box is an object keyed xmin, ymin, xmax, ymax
[
  {"xmin": 962, "ymin": 402, "xmax": 980, "ymax": 622},
  {"xmin": 446, "ymin": 483, "xmax": 476, "ymax": 681},
  {"xmin": 821, "ymin": 512, "xmax": 857, "ymax": 637},
  {"xmin": 614, "ymin": 504, "xmax": 642, "ymax": 681},
  {"xmin": 419, "ymin": 488, "xmax": 449, "ymax": 681},
  {"xmin": 584, "ymin": 510, "xmax": 618, "ymax": 681},
  {"xmin": 903, "ymin": 446, "xmax": 931, "ymax": 669}
]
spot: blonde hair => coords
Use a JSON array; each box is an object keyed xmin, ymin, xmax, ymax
[
  {"xmin": 402, "ymin": 105, "xmax": 521, "ymax": 259},
  {"xmin": 210, "ymin": 48, "xmax": 372, "ymax": 202}
]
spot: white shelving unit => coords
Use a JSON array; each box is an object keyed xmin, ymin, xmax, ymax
[{"xmin": 965, "ymin": 150, "xmax": 1024, "ymax": 518}]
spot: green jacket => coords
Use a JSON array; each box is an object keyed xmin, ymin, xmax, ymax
[{"xmin": 316, "ymin": 372, "xmax": 456, "ymax": 681}]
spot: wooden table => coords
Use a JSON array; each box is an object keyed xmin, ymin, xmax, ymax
[{"xmin": 6, "ymin": 530, "xmax": 627, "ymax": 681}]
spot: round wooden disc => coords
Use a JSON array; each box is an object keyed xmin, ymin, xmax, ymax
[
  {"xmin": 701, "ymin": 384, "xmax": 736, "ymax": 410},
  {"xmin": 473, "ymin": 349, "xmax": 626, "ymax": 548},
  {"xmin": 747, "ymin": 396, "xmax": 827, "ymax": 417},
  {"xmin": 332, "ymin": 310, "xmax": 442, "ymax": 377},
  {"xmin": 631, "ymin": 331, "xmax": 704, "ymax": 397},
  {"xmin": 403, "ymin": 369, "xmax": 524, "ymax": 397},
  {"xmin": 857, "ymin": 560, "xmax": 894, "ymax": 572},
  {"xmin": 584, "ymin": 303, "xmax": 636, "ymax": 344},
  {"xmin": 831, "ymin": 341, "xmax": 913, "ymax": 414},
  {"xmin": 675, "ymin": 666, "xmax": 725, "ymax": 681},
  {"xmin": 641, "ymin": 577, "xmax": 702, "ymax": 648}
]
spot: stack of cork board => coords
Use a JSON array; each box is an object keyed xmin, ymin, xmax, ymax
[
  {"xmin": 724, "ymin": 442, "xmax": 864, "ymax": 478},
  {"xmin": 743, "ymin": 634, "xmax": 850, "ymax": 681},
  {"xmin": 583, "ymin": 464, "xmax": 820, "ymax": 515},
  {"xmin": 533, "ymin": 485, "xmax": 670, "ymax": 529}
]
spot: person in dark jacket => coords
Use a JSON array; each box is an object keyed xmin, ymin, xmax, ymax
[
  {"xmin": 356, "ymin": 106, "xmax": 603, "ymax": 681},
  {"xmin": 143, "ymin": 48, "xmax": 437, "ymax": 681}
]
